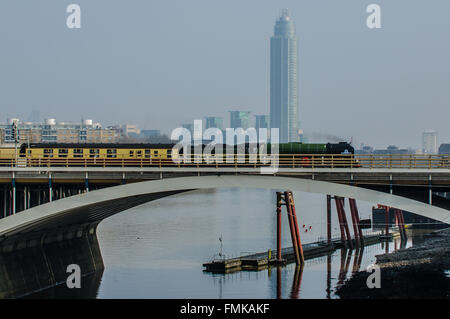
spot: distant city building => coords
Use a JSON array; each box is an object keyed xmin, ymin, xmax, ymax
[
  {"xmin": 141, "ymin": 129, "xmax": 161, "ymax": 138},
  {"xmin": 355, "ymin": 145, "xmax": 374, "ymax": 154},
  {"xmin": 270, "ymin": 9, "xmax": 299, "ymax": 142},
  {"xmin": 181, "ymin": 123, "xmax": 194, "ymax": 135},
  {"xmin": 180, "ymin": 122, "xmax": 203, "ymax": 143},
  {"xmin": 122, "ymin": 124, "xmax": 140, "ymax": 137},
  {"xmin": 229, "ymin": 111, "xmax": 250, "ymax": 130},
  {"xmin": 0, "ymin": 118, "xmax": 121, "ymax": 144},
  {"xmin": 205, "ymin": 117, "xmax": 224, "ymax": 131},
  {"xmin": 193, "ymin": 120, "xmax": 203, "ymax": 141},
  {"xmin": 439, "ymin": 144, "xmax": 450, "ymax": 155},
  {"xmin": 422, "ymin": 130, "xmax": 438, "ymax": 154},
  {"xmin": 374, "ymin": 145, "xmax": 400, "ymax": 155},
  {"xmin": 374, "ymin": 145, "xmax": 414, "ymax": 155},
  {"xmin": 356, "ymin": 145, "xmax": 415, "ymax": 155},
  {"xmin": 27, "ymin": 110, "xmax": 41, "ymax": 123},
  {"xmin": 254, "ymin": 115, "xmax": 269, "ymax": 131}
]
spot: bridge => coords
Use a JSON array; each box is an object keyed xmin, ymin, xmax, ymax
[{"xmin": 0, "ymin": 153, "xmax": 449, "ymax": 247}]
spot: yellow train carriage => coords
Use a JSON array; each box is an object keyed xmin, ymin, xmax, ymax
[
  {"xmin": 0, "ymin": 146, "xmax": 16, "ymax": 159},
  {"xmin": 18, "ymin": 143, "xmax": 178, "ymax": 161}
]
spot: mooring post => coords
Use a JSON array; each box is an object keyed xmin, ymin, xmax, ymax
[
  {"xmin": 286, "ymin": 191, "xmax": 304, "ymax": 265},
  {"xmin": 350, "ymin": 198, "xmax": 364, "ymax": 245},
  {"xmin": 326, "ymin": 195, "xmax": 331, "ymax": 245},
  {"xmin": 384, "ymin": 206, "xmax": 390, "ymax": 236},
  {"xmin": 337, "ymin": 197, "xmax": 353, "ymax": 249},
  {"xmin": 402, "ymin": 212, "xmax": 407, "ymax": 239},
  {"xmin": 348, "ymin": 198, "xmax": 360, "ymax": 246},
  {"xmin": 276, "ymin": 192, "xmax": 283, "ymax": 261},
  {"xmin": 398, "ymin": 210, "xmax": 407, "ymax": 239},
  {"xmin": 394, "ymin": 209, "xmax": 399, "ymax": 228},
  {"xmin": 400, "ymin": 211, "xmax": 408, "ymax": 239},
  {"xmin": 334, "ymin": 196, "xmax": 346, "ymax": 246},
  {"xmin": 284, "ymin": 192, "xmax": 301, "ymax": 265},
  {"xmin": 395, "ymin": 209, "xmax": 401, "ymax": 239},
  {"xmin": 394, "ymin": 209, "xmax": 402, "ymax": 239}
]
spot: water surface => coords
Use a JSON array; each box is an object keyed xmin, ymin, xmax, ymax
[{"xmin": 89, "ymin": 188, "xmax": 419, "ymax": 298}]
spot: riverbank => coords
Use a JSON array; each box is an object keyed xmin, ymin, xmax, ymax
[{"xmin": 336, "ymin": 228, "xmax": 450, "ymax": 299}]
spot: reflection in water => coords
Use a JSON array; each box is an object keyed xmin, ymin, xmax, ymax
[
  {"xmin": 234, "ymin": 231, "xmax": 421, "ymax": 299},
  {"xmin": 277, "ymin": 266, "xmax": 281, "ymax": 299},
  {"xmin": 0, "ymin": 231, "xmax": 104, "ymax": 299},
  {"xmin": 337, "ymin": 249, "xmax": 349, "ymax": 285},
  {"xmin": 289, "ymin": 265, "xmax": 304, "ymax": 299},
  {"xmin": 23, "ymin": 270, "xmax": 104, "ymax": 299},
  {"xmin": 399, "ymin": 236, "xmax": 408, "ymax": 250},
  {"xmin": 351, "ymin": 247, "xmax": 363, "ymax": 274},
  {"xmin": 326, "ymin": 253, "xmax": 331, "ymax": 299},
  {"xmin": 277, "ymin": 246, "xmax": 366, "ymax": 299}
]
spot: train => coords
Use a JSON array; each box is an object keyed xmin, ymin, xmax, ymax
[
  {"xmin": 0, "ymin": 142, "xmax": 355, "ymax": 166},
  {"xmin": 17, "ymin": 143, "xmax": 177, "ymax": 160}
]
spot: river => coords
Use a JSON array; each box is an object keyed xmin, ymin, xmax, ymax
[{"xmin": 26, "ymin": 188, "xmax": 428, "ymax": 298}]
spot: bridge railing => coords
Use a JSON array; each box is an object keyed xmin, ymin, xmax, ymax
[{"xmin": 0, "ymin": 154, "xmax": 449, "ymax": 169}]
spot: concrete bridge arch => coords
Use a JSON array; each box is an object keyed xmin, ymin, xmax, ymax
[{"xmin": 0, "ymin": 175, "xmax": 449, "ymax": 242}]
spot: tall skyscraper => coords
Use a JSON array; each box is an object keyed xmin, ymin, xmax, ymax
[
  {"xmin": 270, "ymin": 9, "xmax": 299, "ymax": 142},
  {"xmin": 254, "ymin": 115, "xmax": 269, "ymax": 131},
  {"xmin": 205, "ymin": 116, "xmax": 224, "ymax": 131},
  {"xmin": 229, "ymin": 111, "xmax": 250, "ymax": 130},
  {"xmin": 422, "ymin": 130, "xmax": 438, "ymax": 154}
]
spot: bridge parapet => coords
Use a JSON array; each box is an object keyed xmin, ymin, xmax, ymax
[{"xmin": 1, "ymin": 154, "xmax": 449, "ymax": 170}]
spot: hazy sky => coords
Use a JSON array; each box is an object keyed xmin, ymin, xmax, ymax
[{"xmin": 0, "ymin": 0, "xmax": 449, "ymax": 149}]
